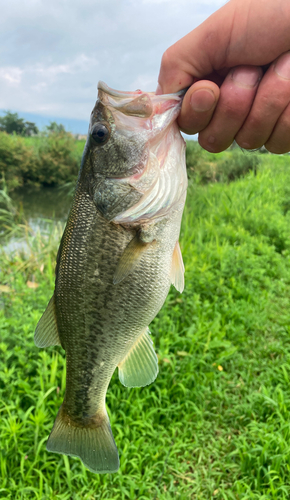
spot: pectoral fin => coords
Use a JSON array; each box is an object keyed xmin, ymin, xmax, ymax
[
  {"xmin": 34, "ymin": 295, "xmax": 61, "ymax": 348},
  {"xmin": 118, "ymin": 328, "xmax": 158, "ymax": 387},
  {"xmin": 170, "ymin": 241, "xmax": 185, "ymax": 293},
  {"xmin": 113, "ymin": 235, "xmax": 152, "ymax": 285}
]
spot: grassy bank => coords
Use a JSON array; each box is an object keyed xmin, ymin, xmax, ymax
[{"xmin": 1, "ymin": 156, "xmax": 290, "ymax": 498}]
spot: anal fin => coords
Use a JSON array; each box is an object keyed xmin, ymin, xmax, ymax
[
  {"xmin": 113, "ymin": 235, "xmax": 152, "ymax": 285},
  {"xmin": 34, "ymin": 294, "xmax": 61, "ymax": 348},
  {"xmin": 170, "ymin": 241, "xmax": 185, "ymax": 293},
  {"xmin": 118, "ymin": 328, "xmax": 158, "ymax": 387}
]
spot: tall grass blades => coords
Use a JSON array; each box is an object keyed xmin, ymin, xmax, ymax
[{"xmin": 0, "ymin": 179, "xmax": 26, "ymax": 239}]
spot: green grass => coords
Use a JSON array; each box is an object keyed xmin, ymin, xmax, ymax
[{"xmin": 2, "ymin": 155, "xmax": 290, "ymax": 498}]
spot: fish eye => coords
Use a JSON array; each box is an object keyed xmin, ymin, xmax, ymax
[{"xmin": 91, "ymin": 122, "xmax": 110, "ymax": 144}]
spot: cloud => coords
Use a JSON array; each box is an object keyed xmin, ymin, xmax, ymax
[
  {"xmin": 0, "ymin": 0, "xmax": 226, "ymax": 123},
  {"xmin": 0, "ymin": 67, "xmax": 23, "ymax": 85}
]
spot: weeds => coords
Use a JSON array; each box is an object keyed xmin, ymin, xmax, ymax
[
  {"xmin": 0, "ymin": 180, "xmax": 26, "ymax": 239},
  {"xmin": 186, "ymin": 141, "xmax": 260, "ymax": 184}
]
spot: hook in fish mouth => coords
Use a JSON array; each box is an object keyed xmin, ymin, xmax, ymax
[{"xmin": 97, "ymin": 81, "xmax": 187, "ymax": 99}]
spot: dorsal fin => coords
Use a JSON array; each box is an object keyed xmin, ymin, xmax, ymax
[
  {"xmin": 34, "ymin": 295, "xmax": 61, "ymax": 348},
  {"xmin": 170, "ymin": 241, "xmax": 185, "ymax": 293}
]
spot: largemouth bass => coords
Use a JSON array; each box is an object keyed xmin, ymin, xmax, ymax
[{"xmin": 34, "ymin": 82, "xmax": 188, "ymax": 473}]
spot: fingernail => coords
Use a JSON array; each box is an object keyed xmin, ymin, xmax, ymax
[
  {"xmin": 232, "ymin": 66, "xmax": 261, "ymax": 87},
  {"xmin": 156, "ymin": 83, "xmax": 163, "ymax": 95},
  {"xmin": 190, "ymin": 89, "xmax": 216, "ymax": 112},
  {"xmin": 274, "ymin": 52, "xmax": 290, "ymax": 80}
]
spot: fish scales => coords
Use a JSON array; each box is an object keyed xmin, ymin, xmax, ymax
[{"xmin": 34, "ymin": 82, "xmax": 187, "ymax": 473}]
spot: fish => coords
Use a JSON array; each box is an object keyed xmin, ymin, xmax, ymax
[{"xmin": 34, "ymin": 81, "xmax": 188, "ymax": 473}]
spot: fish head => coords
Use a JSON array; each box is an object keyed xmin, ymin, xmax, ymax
[
  {"xmin": 89, "ymin": 84, "xmax": 151, "ymax": 179},
  {"xmin": 84, "ymin": 81, "xmax": 187, "ymax": 223}
]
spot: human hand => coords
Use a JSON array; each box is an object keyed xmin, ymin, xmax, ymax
[{"xmin": 157, "ymin": 0, "xmax": 290, "ymax": 153}]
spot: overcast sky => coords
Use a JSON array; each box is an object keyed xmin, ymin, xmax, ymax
[{"xmin": 1, "ymin": 0, "xmax": 225, "ymax": 128}]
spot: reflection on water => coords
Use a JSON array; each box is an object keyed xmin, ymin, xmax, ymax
[
  {"xmin": 10, "ymin": 185, "xmax": 74, "ymax": 225},
  {"xmin": 4, "ymin": 185, "xmax": 74, "ymax": 253}
]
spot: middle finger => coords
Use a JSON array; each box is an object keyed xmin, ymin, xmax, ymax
[
  {"xmin": 198, "ymin": 66, "xmax": 262, "ymax": 153},
  {"xmin": 235, "ymin": 52, "xmax": 290, "ymax": 150}
]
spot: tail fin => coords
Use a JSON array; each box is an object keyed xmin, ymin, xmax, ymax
[{"xmin": 46, "ymin": 404, "xmax": 119, "ymax": 474}]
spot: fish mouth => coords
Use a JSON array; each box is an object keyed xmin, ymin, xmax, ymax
[
  {"xmin": 97, "ymin": 81, "xmax": 186, "ymax": 121},
  {"xmin": 97, "ymin": 81, "xmax": 186, "ymax": 100}
]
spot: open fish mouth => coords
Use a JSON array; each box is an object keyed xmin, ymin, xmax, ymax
[
  {"xmin": 97, "ymin": 81, "xmax": 186, "ymax": 99},
  {"xmin": 97, "ymin": 81, "xmax": 186, "ymax": 121}
]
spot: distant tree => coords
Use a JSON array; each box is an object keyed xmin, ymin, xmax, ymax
[
  {"xmin": 23, "ymin": 121, "xmax": 39, "ymax": 136},
  {"xmin": 45, "ymin": 121, "xmax": 66, "ymax": 134},
  {"xmin": 0, "ymin": 111, "xmax": 39, "ymax": 136}
]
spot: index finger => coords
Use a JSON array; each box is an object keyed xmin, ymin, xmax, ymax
[
  {"xmin": 156, "ymin": 44, "xmax": 197, "ymax": 95},
  {"xmin": 156, "ymin": 7, "xmax": 230, "ymax": 94}
]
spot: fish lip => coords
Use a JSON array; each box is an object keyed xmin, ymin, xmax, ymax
[{"xmin": 98, "ymin": 81, "xmax": 186, "ymax": 99}]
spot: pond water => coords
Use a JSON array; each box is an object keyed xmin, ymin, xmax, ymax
[
  {"xmin": 10, "ymin": 185, "xmax": 74, "ymax": 226},
  {"xmin": 2, "ymin": 185, "xmax": 74, "ymax": 253}
]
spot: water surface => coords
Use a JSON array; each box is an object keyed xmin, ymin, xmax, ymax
[
  {"xmin": 10, "ymin": 185, "xmax": 74, "ymax": 226},
  {"xmin": 3, "ymin": 185, "xmax": 74, "ymax": 253}
]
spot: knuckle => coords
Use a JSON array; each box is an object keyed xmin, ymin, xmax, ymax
[
  {"xmin": 238, "ymin": 112, "xmax": 264, "ymax": 136},
  {"xmin": 265, "ymin": 144, "xmax": 278, "ymax": 153},
  {"xmin": 222, "ymin": 102, "xmax": 243, "ymax": 120},
  {"xmin": 264, "ymin": 142, "xmax": 287, "ymax": 154},
  {"xmin": 235, "ymin": 133, "xmax": 263, "ymax": 150},
  {"xmin": 262, "ymin": 92, "xmax": 285, "ymax": 111},
  {"xmin": 220, "ymin": 90, "xmax": 251, "ymax": 120},
  {"xmin": 279, "ymin": 106, "xmax": 290, "ymax": 128},
  {"xmin": 198, "ymin": 134, "xmax": 227, "ymax": 153},
  {"xmin": 265, "ymin": 135, "xmax": 290, "ymax": 154},
  {"xmin": 179, "ymin": 118, "xmax": 203, "ymax": 135},
  {"xmin": 160, "ymin": 47, "xmax": 175, "ymax": 73}
]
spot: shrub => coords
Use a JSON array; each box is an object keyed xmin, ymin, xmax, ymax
[
  {"xmin": 0, "ymin": 131, "xmax": 85, "ymax": 191},
  {"xmin": 0, "ymin": 132, "xmax": 37, "ymax": 190},
  {"xmin": 186, "ymin": 141, "xmax": 260, "ymax": 184},
  {"xmin": 215, "ymin": 151, "xmax": 260, "ymax": 182},
  {"xmin": 33, "ymin": 132, "xmax": 80, "ymax": 185}
]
